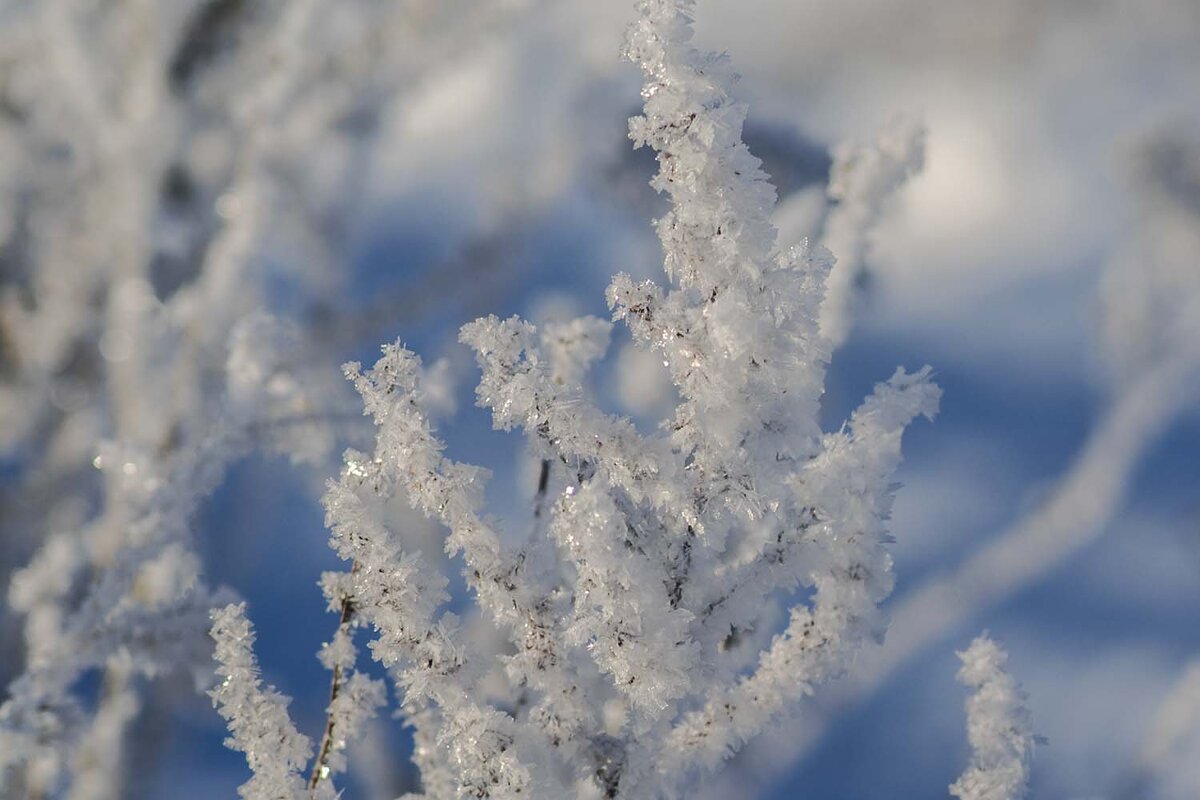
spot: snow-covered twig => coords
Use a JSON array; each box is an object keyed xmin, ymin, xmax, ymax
[
  {"xmin": 209, "ymin": 603, "xmax": 313, "ymax": 800},
  {"xmin": 950, "ymin": 635, "xmax": 1036, "ymax": 800}
]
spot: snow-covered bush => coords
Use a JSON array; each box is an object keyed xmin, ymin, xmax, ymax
[{"xmin": 201, "ymin": 1, "xmax": 945, "ymax": 797}]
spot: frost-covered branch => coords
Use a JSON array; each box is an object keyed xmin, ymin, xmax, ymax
[
  {"xmin": 325, "ymin": 348, "xmax": 555, "ymax": 797},
  {"xmin": 63, "ymin": 661, "xmax": 138, "ymax": 800},
  {"xmin": 209, "ymin": 603, "xmax": 313, "ymax": 800},
  {"xmin": 664, "ymin": 367, "xmax": 938, "ymax": 774},
  {"xmin": 950, "ymin": 635, "xmax": 1036, "ymax": 800},
  {"xmin": 0, "ymin": 411, "xmax": 244, "ymax": 792},
  {"xmin": 308, "ymin": 564, "xmax": 387, "ymax": 792},
  {"xmin": 819, "ymin": 118, "xmax": 925, "ymax": 347}
]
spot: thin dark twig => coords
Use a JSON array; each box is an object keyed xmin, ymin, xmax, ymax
[
  {"xmin": 309, "ymin": 561, "xmax": 359, "ymax": 790},
  {"xmin": 533, "ymin": 458, "xmax": 551, "ymax": 520}
]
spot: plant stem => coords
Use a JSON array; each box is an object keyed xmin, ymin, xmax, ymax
[{"xmin": 309, "ymin": 562, "xmax": 359, "ymax": 790}]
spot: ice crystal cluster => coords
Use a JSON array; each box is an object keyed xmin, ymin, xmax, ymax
[{"xmin": 203, "ymin": 1, "xmax": 941, "ymax": 797}]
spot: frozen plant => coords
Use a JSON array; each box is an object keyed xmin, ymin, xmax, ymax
[{"xmin": 207, "ymin": 1, "xmax": 939, "ymax": 798}]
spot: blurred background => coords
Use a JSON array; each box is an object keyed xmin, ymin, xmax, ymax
[{"xmin": 1, "ymin": 0, "xmax": 1199, "ymax": 797}]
